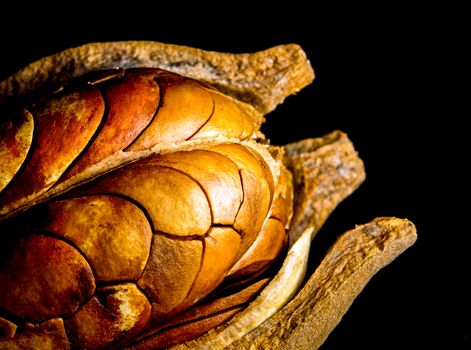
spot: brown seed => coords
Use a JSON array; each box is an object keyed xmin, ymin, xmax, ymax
[
  {"xmin": 65, "ymin": 283, "xmax": 151, "ymax": 349},
  {"xmin": 0, "ymin": 234, "xmax": 95, "ymax": 322},
  {"xmin": 42, "ymin": 195, "xmax": 153, "ymax": 282}
]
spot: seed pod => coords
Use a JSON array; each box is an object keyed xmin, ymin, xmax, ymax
[{"xmin": 0, "ymin": 42, "xmax": 416, "ymax": 350}]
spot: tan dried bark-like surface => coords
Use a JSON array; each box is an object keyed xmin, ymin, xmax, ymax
[
  {"xmin": 225, "ymin": 217, "xmax": 417, "ymax": 350},
  {"xmin": 0, "ymin": 41, "xmax": 314, "ymax": 115},
  {"xmin": 283, "ymin": 130, "xmax": 366, "ymax": 245}
]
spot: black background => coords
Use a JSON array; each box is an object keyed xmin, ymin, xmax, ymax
[{"xmin": 0, "ymin": 4, "xmax": 466, "ymax": 349}]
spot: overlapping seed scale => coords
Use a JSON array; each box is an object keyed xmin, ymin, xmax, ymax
[
  {"xmin": 75, "ymin": 164, "xmax": 212, "ymax": 236},
  {"xmin": 184, "ymin": 227, "xmax": 241, "ymax": 306},
  {"xmin": 42, "ymin": 195, "xmax": 153, "ymax": 282},
  {"xmin": 0, "ymin": 85, "xmax": 105, "ymax": 216},
  {"xmin": 128, "ymin": 73, "xmax": 255, "ymax": 149},
  {"xmin": 64, "ymin": 70, "xmax": 161, "ymax": 179},
  {"xmin": 185, "ymin": 89, "xmax": 255, "ymax": 141},
  {"xmin": 0, "ymin": 318, "xmax": 70, "ymax": 349},
  {"xmin": 227, "ymin": 218, "xmax": 287, "ymax": 280},
  {"xmin": 0, "ymin": 234, "xmax": 96, "ymax": 322},
  {"xmin": 126, "ymin": 73, "xmax": 214, "ymax": 150},
  {"xmin": 65, "ymin": 283, "xmax": 151, "ymax": 349},
  {"xmin": 203, "ymin": 144, "xmax": 274, "ymax": 253},
  {"xmin": 0, "ymin": 68, "xmax": 256, "ymax": 218},
  {"xmin": 0, "ymin": 109, "xmax": 33, "ymax": 193},
  {"xmin": 225, "ymin": 162, "xmax": 292, "ymax": 281},
  {"xmin": 137, "ymin": 148, "xmax": 243, "ymax": 225}
]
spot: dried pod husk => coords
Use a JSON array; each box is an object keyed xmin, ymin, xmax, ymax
[
  {"xmin": 0, "ymin": 41, "xmax": 314, "ymax": 115},
  {"xmin": 223, "ymin": 217, "xmax": 417, "ymax": 350}
]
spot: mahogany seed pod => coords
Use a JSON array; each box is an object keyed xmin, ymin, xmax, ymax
[{"xmin": 0, "ymin": 42, "xmax": 416, "ymax": 350}]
